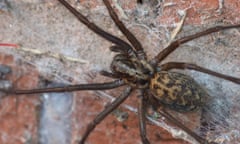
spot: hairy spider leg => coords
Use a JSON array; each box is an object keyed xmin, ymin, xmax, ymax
[
  {"xmin": 151, "ymin": 25, "xmax": 240, "ymax": 66},
  {"xmin": 99, "ymin": 70, "xmax": 121, "ymax": 78},
  {"xmin": 79, "ymin": 87, "xmax": 133, "ymax": 144},
  {"xmin": 103, "ymin": 0, "xmax": 146, "ymax": 59},
  {"xmin": 58, "ymin": 0, "xmax": 136, "ymax": 56},
  {"xmin": 6, "ymin": 80, "xmax": 125, "ymax": 95},
  {"xmin": 160, "ymin": 62, "xmax": 240, "ymax": 84},
  {"xmin": 138, "ymin": 90, "xmax": 150, "ymax": 144}
]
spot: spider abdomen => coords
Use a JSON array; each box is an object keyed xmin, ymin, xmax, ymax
[{"xmin": 150, "ymin": 71, "xmax": 208, "ymax": 112}]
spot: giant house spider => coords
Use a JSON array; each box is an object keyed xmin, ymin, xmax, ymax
[{"xmin": 0, "ymin": 0, "xmax": 240, "ymax": 144}]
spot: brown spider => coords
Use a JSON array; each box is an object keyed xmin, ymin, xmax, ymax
[{"xmin": 2, "ymin": 0, "xmax": 240, "ymax": 144}]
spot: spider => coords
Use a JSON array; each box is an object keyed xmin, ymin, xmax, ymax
[{"xmin": 1, "ymin": 0, "xmax": 240, "ymax": 144}]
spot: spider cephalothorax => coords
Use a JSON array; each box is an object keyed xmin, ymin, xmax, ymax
[
  {"xmin": 2, "ymin": 0, "xmax": 240, "ymax": 144},
  {"xmin": 110, "ymin": 48, "xmax": 154, "ymax": 88}
]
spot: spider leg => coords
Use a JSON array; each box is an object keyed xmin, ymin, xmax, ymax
[
  {"xmin": 151, "ymin": 24, "xmax": 240, "ymax": 66},
  {"xmin": 2, "ymin": 80, "xmax": 125, "ymax": 95},
  {"xmin": 138, "ymin": 90, "xmax": 150, "ymax": 144},
  {"xmin": 158, "ymin": 109, "xmax": 216, "ymax": 144},
  {"xmin": 99, "ymin": 70, "xmax": 120, "ymax": 78},
  {"xmin": 103, "ymin": 0, "xmax": 146, "ymax": 59},
  {"xmin": 160, "ymin": 62, "xmax": 240, "ymax": 84},
  {"xmin": 58, "ymin": 0, "xmax": 133, "ymax": 54},
  {"xmin": 79, "ymin": 86, "xmax": 133, "ymax": 144}
]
